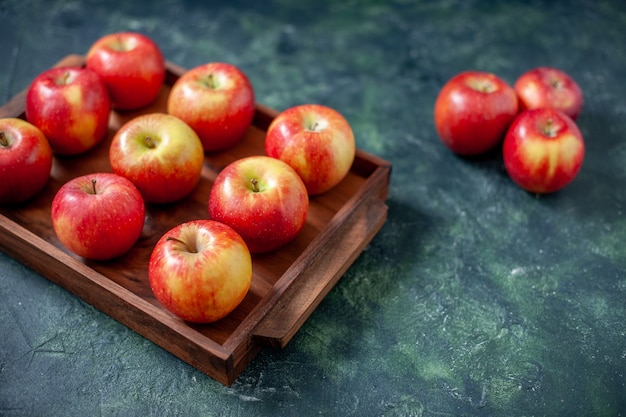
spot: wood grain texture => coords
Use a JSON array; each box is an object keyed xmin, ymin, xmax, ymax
[{"xmin": 0, "ymin": 55, "xmax": 391, "ymax": 386}]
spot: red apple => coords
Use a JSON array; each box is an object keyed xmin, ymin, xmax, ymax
[
  {"xmin": 514, "ymin": 66, "xmax": 584, "ymax": 120},
  {"xmin": 51, "ymin": 173, "xmax": 145, "ymax": 260},
  {"xmin": 149, "ymin": 219, "xmax": 253, "ymax": 323},
  {"xmin": 503, "ymin": 108, "xmax": 585, "ymax": 194},
  {"xmin": 167, "ymin": 62, "xmax": 255, "ymax": 152},
  {"xmin": 434, "ymin": 71, "xmax": 519, "ymax": 155},
  {"xmin": 109, "ymin": 113, "xmax": 205, "ymax": 204},
  {"xmin": 208, "ymin": 155, "xmax": 309, "ymax": 253},
  {"xmin": 25, "ymin": 66, "xmax": 110, "ymax": 155},
  {"xmin": 0, "ymin": 118, "xmax": 53, "ymax": 205},
  {"xmin": 265, "ymin": 104, "xmax": 356, "ymax": 195},
  {"xmin": 86, "ymin": 31, "xmax": 165, "ymax": 110}
]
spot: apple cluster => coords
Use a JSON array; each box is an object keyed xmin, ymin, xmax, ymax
[
  {"xmin": 1, "ymin": 32, "xmax": 357, "ymax": 324},
  {"xmin": 434, "ymin": 67, "xmax": 585, "ymax": 194}
]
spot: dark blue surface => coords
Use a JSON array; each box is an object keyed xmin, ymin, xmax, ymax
[{"xmin": 1, "ymin": 1, "xmax": 625, "ymax": 415}]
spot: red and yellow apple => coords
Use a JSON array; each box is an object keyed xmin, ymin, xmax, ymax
[
  {"xmin": 25, "ymin": 66, "xmax": 110, "ymax": 155},
  {"xmin": 503, "ymin": 108, "xmax": 585, "ymax": 194},
  {"xmin": 167, "ymin": 62, "xmax": 255, "ymax": 152},
  {"xmin": 86, "ymin": 31, "xmax": 165, "ymax": 110},
  {"xmin": 208, "ymin": 155, "xmax": 309, "ymax": 253},
  {"xmin": 434, "ymin": 71, "xmax": 519, "ymax": 155},
  {"xmin": 109, "ymin": 113, "xmax": 205, "ymax": 204},
  {"xmin": 51, "ymin": 173, "xmax": 145, "ymax": 260},
  {"xmin": 149, "ymin": 219, "xmax": 253, "ymax": 323},
  {"xmin": 514, "ymin": 67, "xmax": 583, "ymax": 120},
  {"xmin": 0, "ymin": 118, "xmax": 53, "ymax": 205},
  {"xmin": 265, "ymin": 104, "xmax": 356, "ymax": 195}
]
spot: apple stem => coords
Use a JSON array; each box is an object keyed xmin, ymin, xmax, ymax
[
  {"xmin": 544, "ymin": 119, "xmax": 557, "ymax": 138},
  {"xmin": 201, "ymin": 74, "xmax": 217, "ymax": 89},
  {"xmin": 251, "ymin": 178, "xmax": 260, "ymax": 193},
  {"xmin": 91, "ymin": 179, "xmax": 98, "ymax": 194},
  {"xmin": 145, "ymin": 136, "xmax": 157, "ymax": 149},
  {"xmin": 166, "ymin": 236, "xmax": 197, "ymax": 253},
  {"xmin": 0, "ymin": 132, "xmax": 7, "ymax": 147}
]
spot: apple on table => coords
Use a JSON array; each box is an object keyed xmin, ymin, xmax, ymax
[
  {"xmin": 503, "ymin": 107, "xmax": 585, "ymax": 194},
  {"xmin": 51, "ymin": 173, "xmax": 146, "ymax": 261},
  {"xmin": 514, "ymin": 67, "xmax": 583, "ymax": 120},
  {"xmin": 434, "ymin": 71, "xmax": 519, "ymax": 155},
  {"xmin": 167, "ymin": 62, "xmax": 255, "ymax": 152},
  {"xmin": 109, "ymin": 113, "xmax": 205, "ymax": 204},
  {"xmin": 25, "ymin": 66, "xmax": 110, "ymax": 155},
  {"xmin": 86, "ymin": 31, "xmax": 166, "ymax": 111},
  {"xmin": 208, "ymin": 155, "xmax": 309, "ymax": 254},
  {"xmin": 149, "ymin": 219, "xmax": 253, "ymax": 324},
  {"xmin": 0, "ymin": 118, "xmax": 53, "ymax": 205},
  {"xmin": 265, "ymin": 104, "xmax": 356, "ymax": 195}
]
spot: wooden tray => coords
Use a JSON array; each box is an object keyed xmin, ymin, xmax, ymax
[{"xmin": 0, "ymin": 55, "xmax": 391, "ymax": 386}]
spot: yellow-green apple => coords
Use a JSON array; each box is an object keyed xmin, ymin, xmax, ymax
[
  {"xmin": 51, "ymin": 173, "xmax": 145, "ymax": 260},
  {"xmin": 264, "ymin": 104, "xmax": 356, "ymax": 195},
  {"xmin": 503, "ymin": 108, "xmax": 585, "ymax": 194},
  {"xmin": 0, "ymin": 118, "xmax": 53, "ymax": 205},
  {"xmin": 208, "ymin": 155, "xmax": 308, "ymax": 253},
  {"xmin": 25, "ymin": 66, "xmax": 110, "ymax": 155},
  {"xmin": 514, "ymin": 66, "xmax": 584, "ymax": 120},
  {"xmin": 86, "ymin": 31, "xmax": 165, "ymax": 110},
  {"xmin": 148, "ymin": 219, "xmax": 253, "ymax": 323},
  {"xmin": 434, "ymin": 71, "xmax": 518, "ymax": 155},
  {"xmin": 167, "ymin": 62, "xmax": 255, "ymax": 152},
  {"xmin": 109, "ymin": 113, "xmax": 204, "ymax": 204}
]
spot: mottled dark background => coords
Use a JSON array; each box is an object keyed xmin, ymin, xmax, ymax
[{"xmin": 1, "ymin": 1, "xmax": 625, "ymax": 416}]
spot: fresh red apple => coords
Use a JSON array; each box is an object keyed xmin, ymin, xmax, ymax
[
  {"xmin": 208, "ymin": 155, "xmax": 309, "ymax": 253},
  {"xmin": 25, "ymin": 66, "xmax": 110, "ymax": 155},
  {"xmin": 434, "ymin": 71, "xmax": 519, "ymax": 155},
  {"xmin": 514, "ymin": 66, "xmax": 584, "ymax": 120},
  {"xmin": 86, "ymin": 31, "xmax": 165, "ymax": 110},
  {"xmin": 264, "ymin": 104, "xmax": 356, "ymax": 195},
  {"xmin": 0, "ymin": 118, "xmax": 53, "ymax": 205},
  {"xmin": 503, "ymin": 108, "xmax": 585, "ymax": 194},
  {"xmin": 167, "ymin": 62, "xmax": 255, "ymax": 152},
  {"xmin": 109, "ymin": 113, "xmax": 204, "ymax": 204},
  {"xmin": 149, "ymin": 219, "xmax": 253, "ymax": 323},
  {"xmin": 51, "ymin": 173, "xmax": 145, "ymax": 260}
]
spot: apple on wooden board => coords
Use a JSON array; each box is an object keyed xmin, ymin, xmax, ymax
[
  {"xmin": 109, "ymin": 113, "xmax": 205, "ymax": 204},
  {"xmin": 86, "ymin": 31, "xmax": 166, "ymax": 110},
  {"xmin": 149, "ymin": 219, "xmax": 253, "ymax": 324},
  {"xmin": 25, "ymin": 66, "xmax": 110, "ymax": 155},
  {"xmin": 503, "ymin": 108, "xmax": 585, "ymax": 194},
  {"xmin": 265, "ymin": 104, "xmax": 356, "ymax": 195},
  {"xmin": 167, "ymin": 62, "xmax": 255, "ymax": 152},
  {"xmin": 514, "ymin": 67, "xmax": 583, "ymax": 120},
  {"xmin": 208, "ymin": 155, "xmax": 309, "ymax": 254},
  {"xmin": 0, "ymin": 118, "xmax": 53, "ymax": 205},
  {"xmin": 51, "ymin": 173, "xmax": 145, "ymax": 261},
  {"xmin": 434, "ymin": 71, "xmax": 519, "ymax": 155}
]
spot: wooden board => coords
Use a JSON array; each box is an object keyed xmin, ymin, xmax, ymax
[{"xmin": 0, "ymin": 55, "xmax": 391, "ymax": 386}]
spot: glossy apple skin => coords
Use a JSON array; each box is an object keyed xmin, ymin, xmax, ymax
[
  {"xmin": 503, "ymin": 108, "xmax": 585, "ymax": 194},
  {"xmin": 434, "ymin": 71, "xmax": 519, "ymax": 155},
  {"xmin": 149, "ymin": 219, "xmax": 253, "ymax": 323},
  {"xmin": 86, "ymin": 31, "xmax": 165, "ymax": 110},
  {"xmin": 208, "ymin": 155, "xmax": 309, "ymax": 254},
  {"xmin": 265, "ymin": 104, "xmax": 356, "ymax": 195},
  {"xmin": 514, "ymin": 67, "xmax": 584, "ymax": 120},
  {"xmin": 0, "ymin": 118, "xmax": 53, "ymax": 205},
  {"xmin": 25, "ymin": 66, "xmax": 110, "ymax": 155},
  {"xmin": 109, "ymin": 113, "xmax": 204, "ymax": 204},
  {"xmin": 167, "ymin": 62, "xmax": 255, "ymax": 152},
  {"xmin": 51, "ymin": 173, "xmax": 145, "ymax": 260}
]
